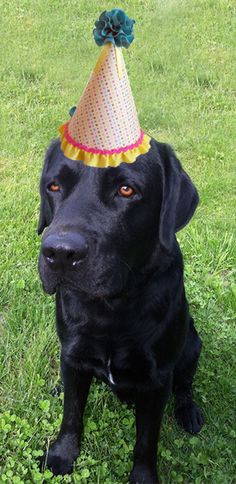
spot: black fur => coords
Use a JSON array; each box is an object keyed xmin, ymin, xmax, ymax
[{"xmin": 38, "ymin": 138, "xmax": 203, "ymax": 482}]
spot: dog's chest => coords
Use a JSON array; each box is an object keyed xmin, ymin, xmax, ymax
[{"xmin": 62, "ymin": 330, "xmax": 156, "ymax": 390}]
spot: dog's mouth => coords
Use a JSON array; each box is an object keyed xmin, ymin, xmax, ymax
[
  {"xmin": 60, "ymin": 279, "xmax": 127, "ymax": 302},
  {"xmin": 39, "ymin": 245, "xmax": 137, "ymax": 302},
  {"xmin": 40, "ymin": 271, "xmax": 127, "ymax": 302}
]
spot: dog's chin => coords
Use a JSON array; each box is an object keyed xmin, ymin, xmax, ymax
[{"xmin": 64, "ymin": 283, "xmax": 124, "ymax": 300}]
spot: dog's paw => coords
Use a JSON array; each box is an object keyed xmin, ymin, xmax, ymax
[
  {"xmin": 175, "ymin": 401, "xmax": 204, "ymax": 434},
  {"xmin": 129, "ymin": 465, "xmax": 159, "ymax": 484},
  {"xmin": 39, "ymin": 452, "xmax": 75, "ymax": 476}
]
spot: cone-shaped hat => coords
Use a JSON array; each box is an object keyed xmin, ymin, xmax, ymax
[{"xmin": 59, "ymin": 9, "xmax": 151, "ymax": 168}]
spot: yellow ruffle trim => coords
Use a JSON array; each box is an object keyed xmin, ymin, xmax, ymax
[{"xmin": 59, "ymin": 126, "xmax": 151, "ymax": 168}]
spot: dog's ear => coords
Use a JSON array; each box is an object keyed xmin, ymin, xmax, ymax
[
  {"xmin": 37, "ymin": 193, "xmax": 52, "ymax": 235},
  {"xmin": 37, "ymin": 141, "xmax": 58, "ymax": 235},
  {"xmin": 158, "ymin": 143, "xmax": 199, "ymax": 252}
]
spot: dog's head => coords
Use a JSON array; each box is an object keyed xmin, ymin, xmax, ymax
[{"xmin": 38, "ymin": 139, "xmax": 198, "ymax": 297}]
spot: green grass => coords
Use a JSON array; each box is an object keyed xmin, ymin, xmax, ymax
[{"xmin": 0, "ymin": 0, "xmax": 236, "ymax": 482}]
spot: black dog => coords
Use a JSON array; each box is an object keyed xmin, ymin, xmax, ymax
[{"xmin": 38, "ymin": 138, "xmax": 204, "ymax": 483}]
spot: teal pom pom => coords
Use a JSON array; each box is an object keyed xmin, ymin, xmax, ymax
[{"xmin": 93, "ymin": 9, "xmax": 135, "ymax": 48}]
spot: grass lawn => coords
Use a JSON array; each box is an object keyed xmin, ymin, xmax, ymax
[{"xmin": 0, "ymin": 0, "xmax": 235, "ymax": 482}]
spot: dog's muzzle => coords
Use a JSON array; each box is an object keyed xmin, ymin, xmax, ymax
[{"xmin": 42, "ymin": 233, "xmax": 88, "ymax": 272}]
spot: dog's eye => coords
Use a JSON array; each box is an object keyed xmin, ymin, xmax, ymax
[
  {"xmin": 118, "ymin": 186, "xmax": 135, "ymax": 198},
  {"xmin": 48, "ymin": 182, "xmax": 61, "ymax": 192}
]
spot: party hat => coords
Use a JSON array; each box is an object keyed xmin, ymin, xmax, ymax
[{"xmin": 59, "ymin": 9, "xmax": 151, "ymax": 168}]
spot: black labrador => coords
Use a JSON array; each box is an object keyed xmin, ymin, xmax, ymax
[{"xmin": 38, "ymin": 137, "xmax": 204, "ymax": 483}]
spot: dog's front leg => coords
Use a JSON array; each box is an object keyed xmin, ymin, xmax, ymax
[
  {"xmin": 40, "ymin": 360, "xmax": 92, "ymax": 476},
  {"xmin": 130, "ymin": 378, "xmax": 171, "ymax": 484}
]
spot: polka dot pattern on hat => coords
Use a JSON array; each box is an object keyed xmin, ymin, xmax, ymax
[{"xmin": 68, "ymin": 44, "xmax": 140, "ymax": 152}]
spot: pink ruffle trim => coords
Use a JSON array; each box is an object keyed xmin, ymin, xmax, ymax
[{"xmin": 63, "ymin": 122, "xmax": 144, "ymax": 155}]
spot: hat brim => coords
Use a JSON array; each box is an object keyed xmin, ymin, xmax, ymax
[{"xmin": 59, "ymin": 123, "xmax": 151, "ymax": 168}]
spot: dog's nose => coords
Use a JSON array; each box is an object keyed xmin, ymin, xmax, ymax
[{"xmin": 42, "ymin": 233, "xmax": 88, "ymax": 269}]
